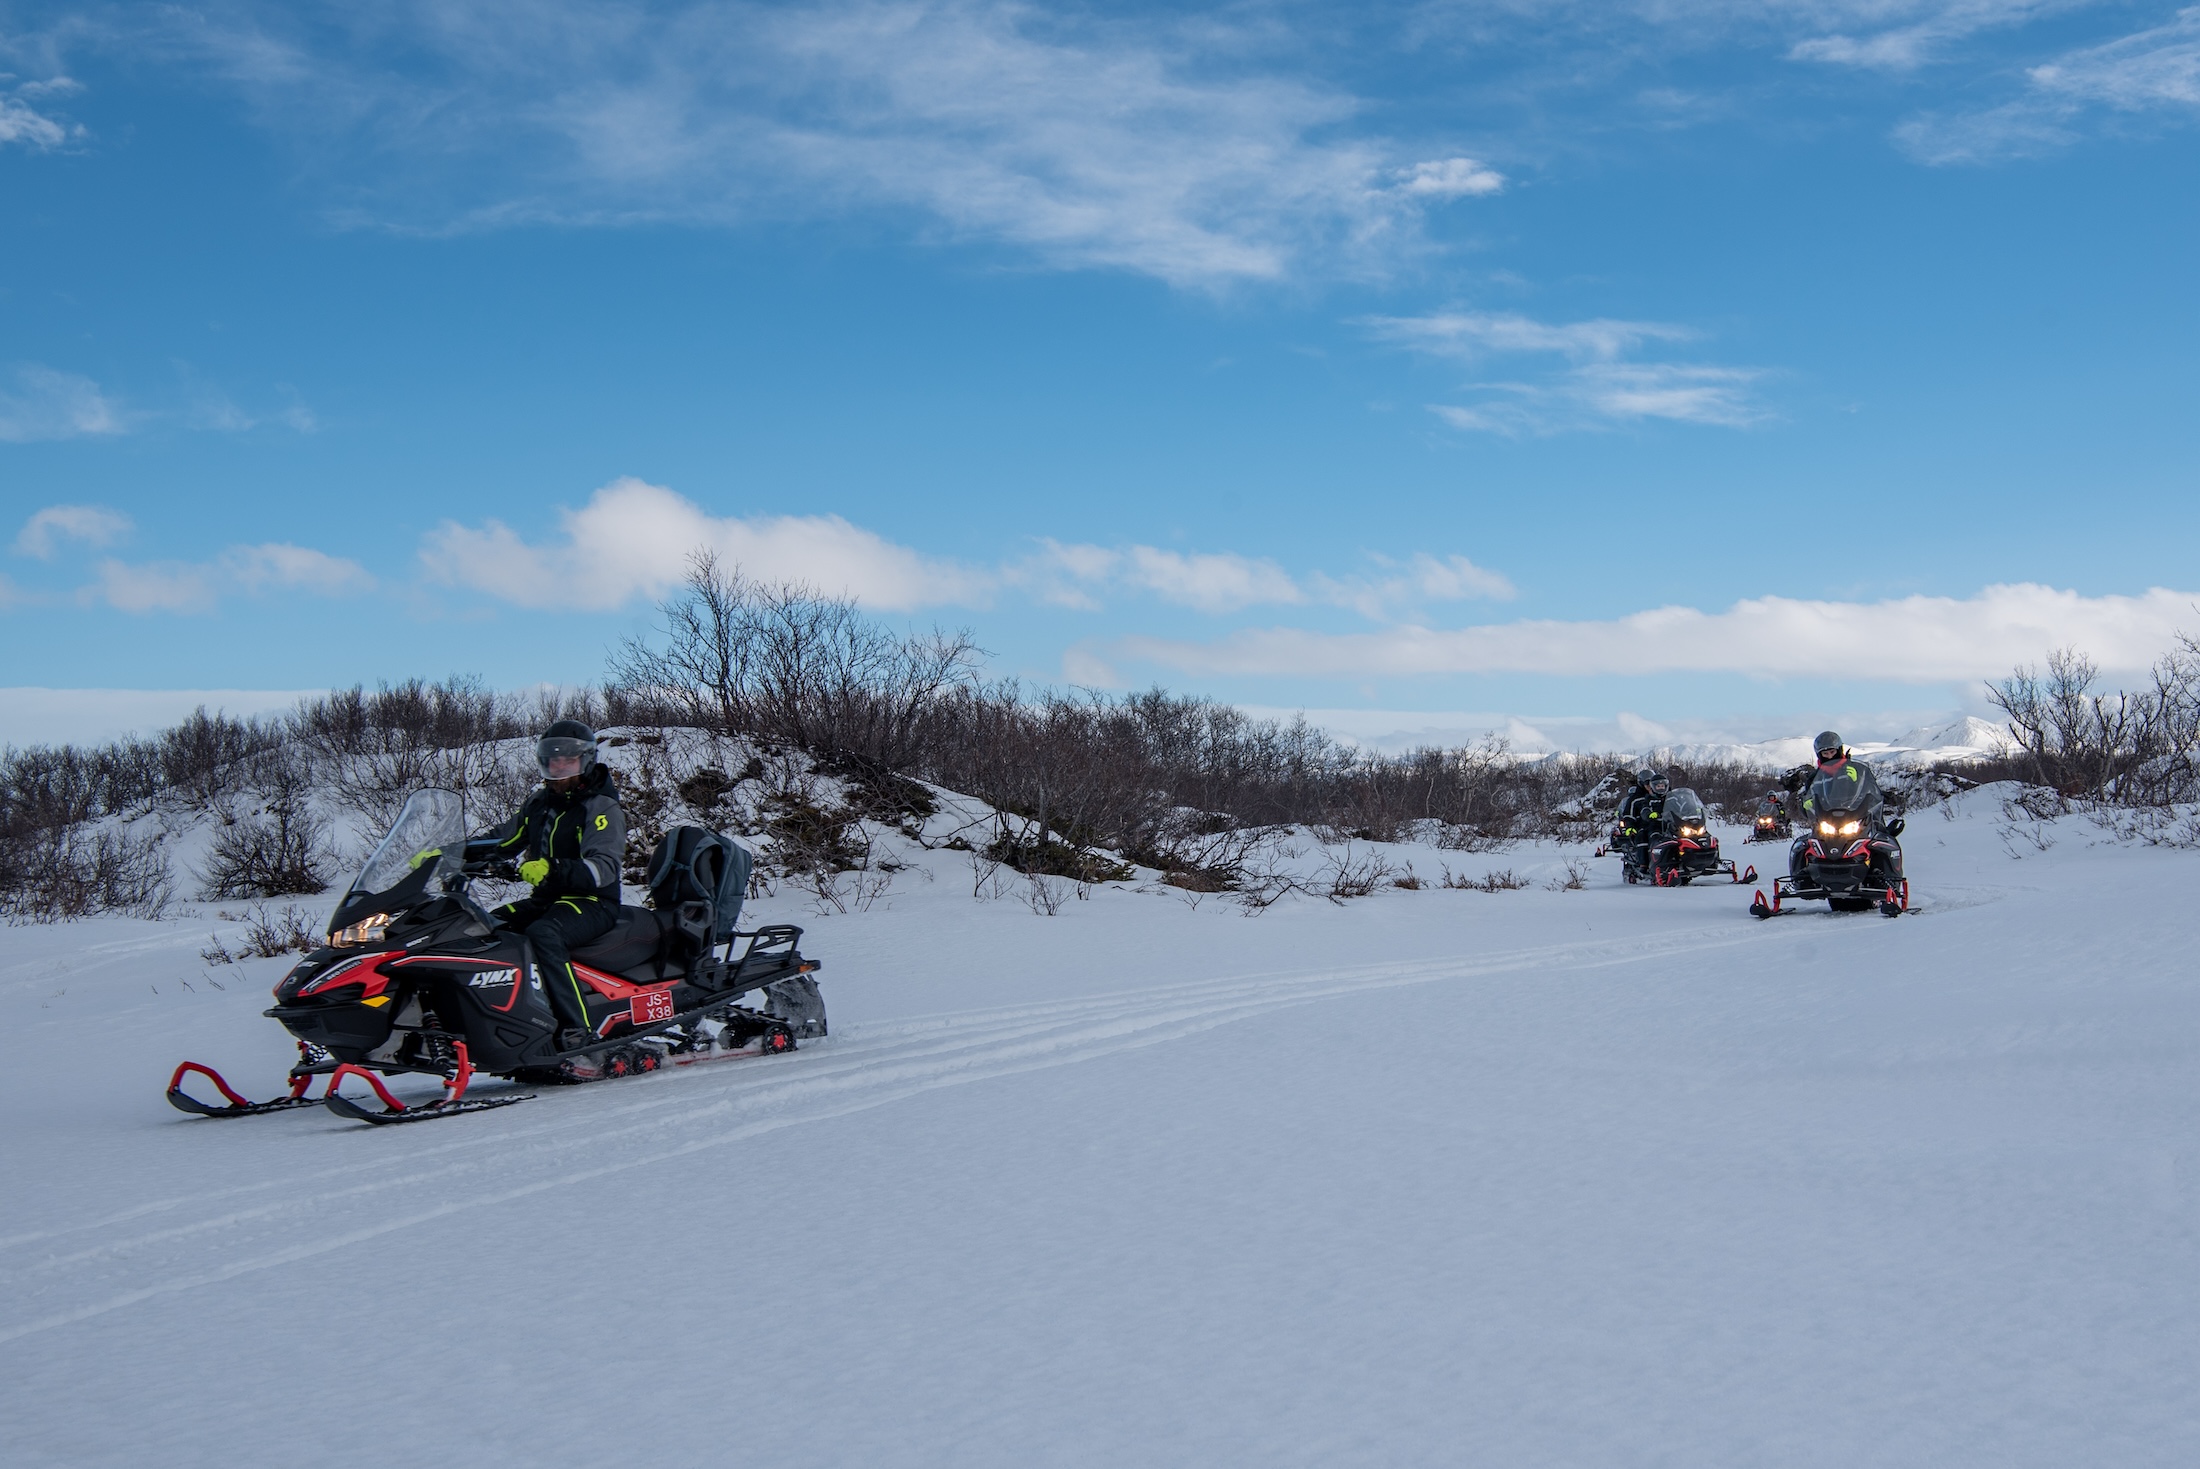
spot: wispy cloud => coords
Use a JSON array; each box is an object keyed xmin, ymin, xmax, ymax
[
  {"xmin": 420, "ymin": 477, "xmax": 990, "ymax": 613},
  {"xmin": 1118, "ymin": 583, "xmax": 2200, "ymax": 684},
  {"xmin": 0, "ymin": 73, "xmax": 82, "ymax": 150},
  {"xmin": 0, "ymin": 361, "xmax": 318, "ymax": 442},
  {"xmin": 1011, "ymin": 539, "xmax": 1515, "ymax": 618},
  {"xmin": 1789, "ymin": 0, "xmax": 2085, "ymax": 70},
  {"xmin": 14, "ymin": 504, "xmax": 132, "ymax": 559},
  {"xmin": 0, "ymin": 365, "xmax": 125, "ymax": 442},
  {"xmin": 87, "ymin": 544, "xmax": 375, "ymax": 614},
  {"xmin": 1896, "ymin": 6, "xmax": 2200, "ymax": 161},
  {"xmin": 1366, "ymin": 310, "xmax": 1768, "ymax": 433},
  {"xmin": 105, "ymin": 2, "xmax": 1508, "ymax": 289}
]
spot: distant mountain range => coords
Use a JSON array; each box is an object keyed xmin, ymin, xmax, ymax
[{"xmin": 1634, "ymin": 716, "xmax": 2017, "ymax": 772}]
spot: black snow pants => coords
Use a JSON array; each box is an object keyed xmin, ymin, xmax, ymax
[{"xmin": 499, "ymin": 894, "xmax": 618, "ymax": 1032}]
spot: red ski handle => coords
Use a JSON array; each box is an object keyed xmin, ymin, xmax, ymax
[
  {"xmin": 326, "ymin": 1064, "xmax": 410, "ymax": 1113},
  {"xmin": 168, "ymin": 1061, "xmax": 251, "ymax": 1109}
]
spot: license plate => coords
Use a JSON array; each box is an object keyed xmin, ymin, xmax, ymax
[{"xmin": 629, "ymin": 989, "xmax": 676, "ymax": 1024}]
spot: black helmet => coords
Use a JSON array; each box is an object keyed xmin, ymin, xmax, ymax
[
  {"xmin": 537, "ymin": 719, "xmax": 598, "ymax": 778},
  {"xmin": 1648, "ymin": 771, "xmax": 1671, "ymax": 795},
  {"xmin": 1635, "ymin": 766, "xmax": 1657, "ymax": 785},
  {"xmin": 1814, "ymin": 730, "xmax": 1845, "ymax": 764}
]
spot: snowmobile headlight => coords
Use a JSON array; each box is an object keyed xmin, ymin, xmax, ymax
[
  {"xmin": 1838, "ymin": 819, "xmax": 1861, "ymax": 837},
  {"xmin": 1817, "ymin": 819, "xmax": 1839, "ymax": 837},
  {"xmin": 1680, "ymin": 823, "xmax": 1705, "ymax": 837},
  {"xmin": 331, "ymin": 913, "xmax": 391, "ymax": 948}
]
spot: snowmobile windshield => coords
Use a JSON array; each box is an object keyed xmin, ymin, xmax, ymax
[
  {"xmin": 1664, "ymin": 790, "xmax": 1706, "ymax": 821},
  {"xmin": 1809, "ymin": 766, "xmax": 1877, "ymax": 819},
  {"xmin": 349, "ymin": 789, "xmax": 467, "ymax": 899}
]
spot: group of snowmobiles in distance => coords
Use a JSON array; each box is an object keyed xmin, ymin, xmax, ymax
[{"xmin": 1600, "ymin": 730, "xmax": 1909, "ymax": 920}]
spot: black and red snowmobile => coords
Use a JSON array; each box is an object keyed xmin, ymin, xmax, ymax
[
  {"xmin": 1749, "ymin": 794, "xmax": 1908, "ymax": 919},
  {"xmin": 167, "ymin": 788, "xmax": 826, "ymax": 1126},
  {"xmin": 1744, "ymin": 793, "xmax": 1792, "ymax": 844},
  {"xmin": 1623, "ymin": 788, "xmax": 1754, "ymax": 887}
]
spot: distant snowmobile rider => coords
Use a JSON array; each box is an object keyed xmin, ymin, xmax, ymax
[
  {"xmin": 461, "ymin": 721, "xmax": 627, "ymax": 1045},
  {"xmin": 1621, "ymin": 769, "xmax": 1670, "ymax": 850}
]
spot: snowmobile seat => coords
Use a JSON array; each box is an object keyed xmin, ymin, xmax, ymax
[{"xmin": 570, "ymin": 906, "xmax": 685, "ymax": 979}]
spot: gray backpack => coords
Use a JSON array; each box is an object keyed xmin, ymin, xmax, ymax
[{"xmin": 645, "ymin": 826, "xmax": 752, "ymax": 959}]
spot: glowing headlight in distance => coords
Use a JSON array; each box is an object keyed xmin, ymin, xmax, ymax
[
  {"xmin": 1681, "ymin": 824, "xmax": 1705, "ymax": 836},
  {"xmin": 331, "ymin": 913, "xmax": 391, "ymax": 948},
  {"xmin": 1839, "ymin": 820, "xmax": 1861, "ymax": 836}
]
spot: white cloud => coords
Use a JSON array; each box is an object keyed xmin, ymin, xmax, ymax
[
  {"xmin": 1789, "ymin": 1, "xmax": 2082, "ymax": 71},
  {"xmin": 1366, "ymin": 312, "xmax": 1690, "ymax": 363},
  {"xmin": 1308, "ymin": 554, "xmax": 1518, "ymax": 619},
  {"xmin": 1894, "ymin": 7, "xmax": 2200, "ymax": 162},
  {"xmin": 1392, "ymin": 157, "xmax": 1505, "ymax": 199},
  {"xmin": 1369, "ymin": 310, "xmax": 1767, "ymax": 433},
  {"xmin": 1118, "ymin": 583, "xmax": 2200, "ymax": 685},
  {"xmin": 87, "ymin": 544, "xmax": 375, "ymax": 614},
  {"xmin": 120, "ymin": 1, "xmax": 1506, "ymax": 289},
  {"xmin": 419, "ymin": 477, "xmax": 988, "ymax": 613},
  {"xmin": 0, "ymin": 366, "xmax": 125, "ymax": 442},
  {"xmin": 2029, "ymin": 6, "xmax": 2200, "ymax": 108},
  {"xmin": 1573, "ymin": 363, "xmax": 1766, "ymax": 427},
  {"xmin": 1010, "ymin": 540, "xmax": 1516, "ymax": 619},
  {"xmin": 0, "ymin": 75, "xmax": 82, "ymax": 150},
  {"xmin": 15, "ymin": 504, "xmax": 133, "ymax": 559},
  {"xmin": 1121, "ymin": 546, "xmax": 1303, "ymax": 614}
]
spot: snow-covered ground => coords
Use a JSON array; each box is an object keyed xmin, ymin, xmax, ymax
[{"xmin": 5, "ymin": 788, "xmax": 2199, "ymax": 1466}]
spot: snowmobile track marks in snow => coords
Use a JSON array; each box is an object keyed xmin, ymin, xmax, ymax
[{"xmin": 5, "ymin": 917, "xmax": 1873, "ymax": 1347}]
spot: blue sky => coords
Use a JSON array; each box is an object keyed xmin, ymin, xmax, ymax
[{"xmin": 3, "ymin": 1, "xmax": 2198, "ymax": 748}]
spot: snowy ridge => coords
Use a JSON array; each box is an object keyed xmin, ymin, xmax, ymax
[{"xmin": 1629, "ymin": 715, "xmax": 2017, "ymax": 772}]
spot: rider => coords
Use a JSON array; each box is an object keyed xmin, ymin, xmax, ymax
[
  {"xmin": 1798, "ymin": 731, "xmax": 1887, "ymax": 830},
  {"xmin": 1791, "ymin": 730, "xmax": 1902, "ymax": 882},
  {"xmin": 1620, "ymin": 768, "xmax": 1672, "ymax": 874},
  {"xmin": 462, "ymin": 721, "xmax": 627, "ymax": 1045}
]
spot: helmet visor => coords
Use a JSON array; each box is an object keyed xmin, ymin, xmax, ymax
[{"xmin": 537, "ymin": 735, "xmax": 593, "ymax": 777}]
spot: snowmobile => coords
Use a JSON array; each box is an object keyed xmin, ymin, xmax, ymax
[
  {"xmin": 1745, "ymin": 793, "xmax": 1791, "ymax": 844},
  {"xmin": 1749, "ymin": 790, "xmax": 1908, "ymax": 919},
  {"xmin": 1622, "ymin": 788, "xmax": 1754, "ymax": 887},
  {"xmin": 167, "ymin": 788, "xmax": 826, "ymax": 1126}
]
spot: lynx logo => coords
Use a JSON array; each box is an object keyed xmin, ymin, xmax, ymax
[{"xmin": 468, "ymin": 968, "xmax": 519, "ymax": 989}]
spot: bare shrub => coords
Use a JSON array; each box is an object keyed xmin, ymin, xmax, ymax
[
  {"xmin": 0, "ymin": 825, "xmax": 173, "ymax": 921},
  {"xmin": 1442, "ymin": 866, "xmax": 1528, "ymax": 892},
  {"xmin": 1318, "ymin": 842, "xmax": 1396, "ymax": 902},
  {"xmin": 1544, "ymin": 860, "xmax": 1590, "ymax": 892},
  {"xmin": 1023, "ymin": 873, "xmax": 1069, "ymax": 916},
  {"xmin": 609, "ymin": 551, "xmax": 982, "ymax": 770},
  {"xmin": 198, "ymin": 796, "xmax": 333, "ymax": 899}
]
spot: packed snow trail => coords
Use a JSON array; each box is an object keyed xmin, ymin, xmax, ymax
[
  {"xmin": 4, "ymin": 795, "xmax": 2199, "ymax": 1466},
  {"xmin": 1, "ymin": 924, "xmax": 1767, "ymax": 1346}
]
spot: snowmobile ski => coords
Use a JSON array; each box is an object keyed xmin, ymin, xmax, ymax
[
  {"xmin": 165, "ymin": 1062, "xmax": 323, "ymax": 1118},
  {"xmin": 321, "ymin": 1062, "xmax": 534, "ymax": 1126}
]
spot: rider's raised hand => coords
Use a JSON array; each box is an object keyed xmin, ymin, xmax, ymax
[{"xmin": 408, "ymin": 848, "xmax": 442, "ymax": 870}]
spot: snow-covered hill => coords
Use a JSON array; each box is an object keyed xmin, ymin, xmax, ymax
[
  {"xmin": 4, "ymin": 788, "xmax": 2199, "ymax": 1466},
  {"xmin": 1643, "ymin": 715, "xmax": 2017, "ymax": 771}
]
